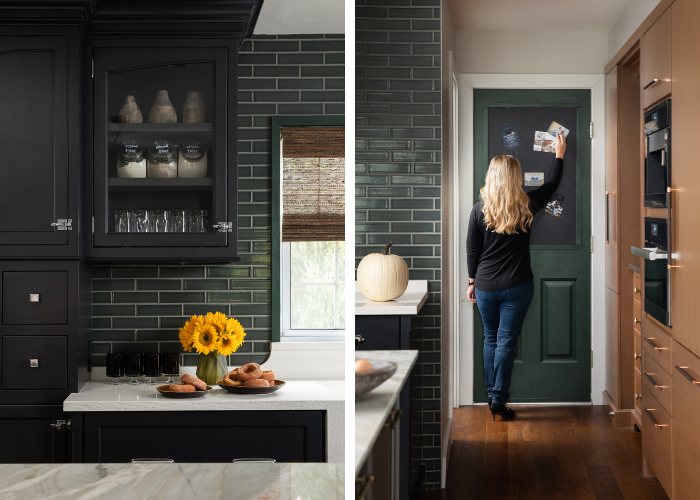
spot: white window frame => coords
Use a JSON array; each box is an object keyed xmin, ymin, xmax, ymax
[{"xmin": 281, "ymin": 241, "xmax": 345, "ymax": 342}]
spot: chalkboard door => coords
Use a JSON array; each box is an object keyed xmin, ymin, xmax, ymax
[{"xmin": 473, "ymin": 89, "xmax": 591, "ymax": 402}]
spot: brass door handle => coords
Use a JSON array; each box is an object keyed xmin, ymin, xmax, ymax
[
  {"xmin": 668, "ymin": 265, "xmax": 679, "ymax": 269},
  {"xmin": 634, "ymin": 287, "xmax": 640, "ymax": 294},
  {"xmin": 635, "ymin": 393, "xmax": 642, "ymax": 400},
  {"xmin": 383, "ymin": 409, "xmax": 403, "ymax": 430},
  {"xmin": 644, "ymin": 337, "xmax": 666, "ymax": 350},
  {"xmin": 676, "ymin": 366, "xmax": 700, "ymax": 385},
  {"xmin": 634, "ymin": 318, "xmax": 641, "ymax": 325},
  {"xmin": 634, "ymin": 353, "xmax": 641, "ymax": 360},
  {"xmin": 355, "ymin": 475, "xmax": 375, "ymax": 500}
]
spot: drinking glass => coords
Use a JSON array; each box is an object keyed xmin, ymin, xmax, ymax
[
  {"xmin": 130, "ymin": 210, "xmax": 149, "ymax": 233},
  {"xmin": 160, "ymin": 353, "xmax": 180, "ymax": 383},
  {"xmin": 190, "ymin": 209, "xmax": 208, "ymax": 232},
  {"xmin": 166, "ymin": 209, "xmax": 187, "ymax": 232},
  {"xmin": 124, "ymin": 353, "xmax": 143, "ymax": 385},
  {"xmin": 149, "ymin": 209, "xmax": 167, "ymax": 233},
  {"xmin": 143, "ymin": 353, "xmax": 161, "ymax": 384},
  {"xmin": 105, "ymin": 353, "xmax": 124, "ymax": 385},
  {"xmin": 114, "ymin": 210, "xmax": 130, "ymax": 233}
]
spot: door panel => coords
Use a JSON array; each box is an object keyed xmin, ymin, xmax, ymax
[{"xmin": 473, "ymin": 89, "xmax": 591, "ymax": 402}]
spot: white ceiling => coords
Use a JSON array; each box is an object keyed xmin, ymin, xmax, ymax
[
  {"xmin": 446, "ymin": 0, "xmax": 631, "ymax": 30},
  {"xmin": 254, "ymin": 0, "xmax": 345, "ymax": 34}
]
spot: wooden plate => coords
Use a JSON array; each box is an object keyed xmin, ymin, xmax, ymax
[
  {"xmin": 216, "ymin": 380, "xmax": 286, "ymax": 394},
  {"xmin": 156, "ymin": 384, "xmax": 213, "ymax": 398}
]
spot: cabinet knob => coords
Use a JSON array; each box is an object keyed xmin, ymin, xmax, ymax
[
  {"xmin": 634, "ymin": 317, "xmax": 641, "ymax": 325},
  {"xmin": 29, "ymin": 294, "xmax": 40, "ymax": 303},
  {"xmin": 635, "ymin": 393, "xmax": 642, "ymax": 400},
  {"xmin": 29, "ymin": 359, "xmax": 39, "ymax": 368},
  {"xmin": 49, "ymin": 419, "xmax": 71, "ymax": 432},
  {"xmin": 633, "ymin": 287, "xmax": 640, "ymax": 294},
  {"xmin": 634, "ymin": 353, "xmax": 641, "ymax": 360},
  {"xmin": 355, "ymin": 335, "xmax": 365, "ymax": 343}
]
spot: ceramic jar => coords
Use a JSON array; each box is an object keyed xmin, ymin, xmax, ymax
[
  {"xmin": 147, "ymin": 140, "xmax": 177, "ymax": 178},
  {"xmin": 148, "ymin": 90, "xmax": 177, "ymax": 123},
  {"xmin": 178, "ymin": 140, "xmax": 207, "ymax": 178},
  {"xmin": 117, "ymin": 95, "xmax": 143, "ymax": 123},
  {"xmin": 182, "ymin": 91, "xmax": 206, "ymax": 123},
  {"xmin": 116, "ymin": 141, "xmax": 146, "ymax": 178}
]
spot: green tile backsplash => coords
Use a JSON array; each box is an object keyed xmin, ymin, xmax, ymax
[{"xmin": 90, "ymin": 34, "xmax": 344, "ymax": 369}]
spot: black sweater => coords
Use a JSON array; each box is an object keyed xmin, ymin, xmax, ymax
[{"xmin": 467, "ymin": 157, "xmax": 563, "ymax": 292}]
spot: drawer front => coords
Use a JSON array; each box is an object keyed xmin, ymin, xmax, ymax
[
  {"xmin": 634, "ymin": 333, "xmax": 642, "ymax": 372},
  {"xmin": 634, "ymin": 367, "xmax": 642, "ymax": 414},
  {"xmin": 672, "ymin": 340, "xmax": 700, "ymax": 500},
  {"xmin": 355, "ymin": 316, "xmax": 401, "ymax": 351},
  {"xmin": 642, "ymin": 386, "xmax": 673, "ymax": 495},
  {"xmin": 1, "ymin": 336, "xmax": 67, "ymax": 390},
  {"xmin": 641, "ymin": 317, "xmax": 672, "ymax": 375},
  {"xmin": 642, "ymin": 352, "xmax": 672, "ymax": 415},
  {"xmin": 634, "ymin": 303, "xmax": 642, "ymax": 335},
  {"xmin": 2, "ymin": 271, "xmax": 68, "ymax": 325}
]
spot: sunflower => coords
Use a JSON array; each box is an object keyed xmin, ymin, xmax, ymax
[
  {"xmin": 205, "ymin": 311, "xmax": 229, "ymax": 335},
  {"xmin": 191, "ymin": 323, "xmax": 219, "ymax": 355},
  {"xmin": 224, "ymin": 318, "xmax": 246, "ymax": 350},
  {"xmin": 178, "ymin": 314, "xmax": 203, "ymax": 352},
  {"xmin": 218, "ymin": 333, "xmax": 238, "ymax": 356}
]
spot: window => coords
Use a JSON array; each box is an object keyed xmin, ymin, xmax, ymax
[{"xmin": 281, "ymin": 241, "xmax": 345, "ymax": 341}]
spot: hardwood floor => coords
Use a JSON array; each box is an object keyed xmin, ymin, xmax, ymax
[{"xmin": 420, "ymin": 405, "xmax": 669, "ymax": 500}]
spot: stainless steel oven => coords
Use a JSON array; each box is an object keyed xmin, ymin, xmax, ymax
[
  {"xmin": 632, "ymin": 217, "xmax": 671, "ymax": 326},
  {"xmin": 644, "ymin": 99, "xmax": 671, "ymax": 207}
]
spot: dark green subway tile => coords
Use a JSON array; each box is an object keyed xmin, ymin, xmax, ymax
[
  {"xmin": 238, "ymin": 218, "xmax": 251, "ymax": 229},
  {"xmin": 355, "ymin": 234, "xmax": 366, "ymax": 245},
  {"xmin": 253, "ymin": 268, "xmax": 271, "ymax": 278},
  {"xmin": 239, "ymin": 179, "xmax": 269, "ymax": 190},
  {"xmin": 301, "ymin": 40, "xmax": 344, "ymax": 51},
  {"xmin": 238, "ymin": 54, "xmax": 277, "ymax": 65},
  {"xmin": 413, "ymin": 187, "xmax": 441, "ymax": 197},
  {"xmin": 138, "ymin": 305, "xmax": 182, "ymax": 316},
  {"xmin": 243, "ymin": 329, "xmax": 271, "ymax": 341},
  {"xmin": 368, "ymin": 187, "xmax": 411, "ymax": 197},
  {"xmin": 92, "ymin": 292, "xmax": 112, "ymax": 303},
  {"xmin": 238, "ymin": 317, "xmax": 253, "ymax": 328},
  {"xmin": 389, "ymin": 103, "xmax": 433, "ymax": 115},
  {"xmin": 369, "ymin": 211, "xmax": 411, "ymax": 221},
  {"xmin": 230, "ymin": 304, "xmax": 272, "ymax": 316},
  {"xmin": 159, "ymin": 267, "xmax": 205, "ymax": 278},
  {"xmin": 367, "ymin": 91, "xmax": 410, "ymax": 102},
  {"xmin": 112, "ymin": 317, "xmax": 159, "ymax": 329},
  {"xmin": 412, "ymin": 20, "xmax": 441, "ymax": 31},
  {"xmin": 392, "ymin": 175, "xmax": 433, "ymax": 185},
  {"xmin": 412, "ymin": 68, "xmax": 441, "ymax": 79},
  {"xmin": 252, "ymin": 216, "xmax": 271, "ymax": 227},
  {"xmin": 92, "ymin": 280, "xmax": 134, "ymax": 291},
  {"xmin": 90, "ymin": 354, "xmax": 106, "ymax": 367},
  {"xmin": 391, "ymin": 222, "xmax": 434, "ymax": 232},
  {"xmin": 356, "ymin": 164, "xmax": 367, "ymax": 174},
  {"xmin": 278, "ymin": 78, "xmax": 324, "ymax": 90},
  {"xmin": 160, "ymin": 316, "xmax": 189, "ymax": 328},
  {"xmin": 414, "ymin": 163, "xmax": 441, "ymax": 174},
  {"xmin": 435, "ymin": 199, "xmax": 441, "ymax": 209},
  {"xmin": 278, "ymin": 103, "xmax": 324, "ymax": 114},
  {"xmin": 229, "ymin": 279, "xmax": 270, "ymax": 290},
  {"xmin": 392, "ymin": 152, "xmax": 433, "ymax": 162},
  {"xmin": 112, "ymin": 342, "xmax": 159, "ymax": 354},
  {"xmin": 413, "ymin": 116, "xmax": 441, "ymax": 126},
  {"xmin": 356, "ymin": 55, "xmax": 388, "ymax": 66},
  {"xmin": 325, "ymin": 104, "xmax": 344, "ymax": 114},
  {"xmin": 300, "ymin": 66, "xmax": 345, "ymax": 77},
  {"xmin": 239, "ymin": 103, "xmax": 276, "ymax": 115},
  {"xmin": 278, "ymin": 53, "xmax": 324, "ymax": 65},
  {"xmin": 113, "ymin": 267, "xmax": 159, "ymax": 279},
  {"xmin": 183, "ymin": 304, "xmax": 230, "ymax": 316},
  {"xmin": 413, "ymin": 258, "xmax": 441, "ymax": 268},
  {"xmin": 92, "ymin": 330, "xmax": 135, "ymax": 342},
  {"xmin": 254, "ymin": 317, "xmax": 271, "ymax": 328},
  {"xmin": 413, "ymin": 234, "xmax": 441, "ymax": 244},
  {"xmin": 253, "ymin": 40, "xmax": 299, "ymax": 51},
  {"xmin": 253, "ymin": 291, "xmax": 271, "ymax": 303},
  {"xmin": 356, "ymin": 104, "xmax": 388, "ymax": 115},
  {"xmin": 413, "ymin": 92, "xmax": 441, "ymax": 103},
  {"xmin": 408, "ymin": 269, "xmax": 434, "ymax": 280},
  {"xmin": 355, "ymin": 175, "xmax": 388, "ymax": 185},
  {"xmin": 160, "ymin": 292, "xmax": 206, "ymax": 303},
  {"xmin": 254, "ymin": 342, "xmax": 271, "ymax": 354},
  {"xmin": 356, "ymin": 222, "xmax": 389, "ymax": 233},
  {"xmin": 367, "ymin": 116, "xmax": 411, "ymax": 126},
  {"xmin": 239, "ymin": 78, "xmax": 276, "ymax": 90},
  {"xmin": 369, "ymin": 140, "xmax": 411, "ymax": 150},
  {"xmin": 388, "ymin": 7, "xmax": 433, "ymax": 17},
  {"xmin": 356, "ymin": 186, "xmax": 367, "ymax": 197},
  {"xmin": 413, "ymin": 211, "xmax": 441, "ymax": 221},
  {"xmin": 238, "ymin": 241, "xmax": 252, "ymax": 253},
  {"xmin": 356, "ymin": 128, "xmax": 389, "ymax": 138},
  {"xmin": 392, "ymin": 128, "xmax": 434, "ymax": 139},
  {"xmin": 368, "ymin": 234, "xmax": 411, "ymax": 245},
  {"xmin": 366, "ymin": 19, "xmax": 410, "ymax": 30},
  {"xmin": 325, "ymin": 78, "xmax": 345, "ymax": 89},
  {"xmin": 252, "ymin": 242, "xmax": 271, "ymax": 253},
  {"xmin": 366, "ymin": 43, "xmax": 410, "ymax": 55},
  {"xmin": 252, "ymin": 192, "xmax": 271, "ymax": 203},
  {"xmin": 238, "ymin": 229, "xmax": 270, "ymax": 241},
  {"xmin": 238, "ymin": 254, "xmax": 271, "ymax": 265},
  {"xmin": 392, "ymin": 199, "xmax": 433, "ymax": 209},
  {"xmin": 137, "ymin": 330, "xmax": 179, "ymax": 342},
  {"xmin": 113, "ymin": 292, "xmax": 159, "ymax": 303},
  {"xmin": 207, "ymin": 267, "xmax": 251, "ymax": 278},
  {"xmin": 414, "ymin": 139, "xmax": 441, "ymax": 149},
  {"xmin": 184, "ymin": 280, "xmax": 228, "ymax": 291},
  {"xmin": 253, "ymin": 90, "xmax": 299, "ymax": 102},
  {"xmin": 356, "ymin": 151, "xmax": 389, "ymax": 162},
  {"xmin": 91, "ymin": 267, "xmax": 112, "ymax": 279},
  {"xmin": 239, "ymin": 204, "xmax": 271, "ymax": 215},
  {"xmin": 92, "ymin": 318, "xmax": 111, "ymax": 329},
  {"xmin": 356, "ymin": 198, "xmax": 389, "ymax": 209},
  {"xmin": 390, "ymin": 80, "xmax": 434, "ymax": 91},
  {"xmin": 92, "ymin": 305, "xmax": 135, "ymax": 316},
  {"xmin": 301, "ymin": 91, "xmax": 344, "ymax": 102},
  {"xmin": 356, "ymin": 211, "xmax": 367, "ymax": 221},
  {"xmin": 91, "ymin": 343, "xmax": 112, "ymax": 354},
  {"xmin": 160, "ymin": 343, "xmax": 187, "ymax": 354},
  {"xmin": 391, "ymin": 246, "xmax": 434, "ymax": 256},
  {"xmin": 233, "ymin": 342, "xmax": 254, "ymax": 354},
  {"xmin": 207, "ymin": 292, "xmax": 251, "ymax": 303}
]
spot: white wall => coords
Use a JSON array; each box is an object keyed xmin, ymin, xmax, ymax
[
  {"xmin": 608, "ymin": 0, "xmax": 663, "ymax": 59},
  {"xmin": 254, "ymin": 0, "xmax": 345, "ymax": 34},
  {"xmin": 455, "ymin": 30, "xmax": 609, "ymax": 74}
]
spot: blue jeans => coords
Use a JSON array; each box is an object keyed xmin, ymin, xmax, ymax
[{"xmin": 475, "ymin": 280, "xmax": 534, "ymax": 404}]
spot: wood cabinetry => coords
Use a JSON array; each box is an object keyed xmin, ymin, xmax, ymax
[
  {"xmin": 641, "ymin": 6, "xmax": 673, "ymax": 109},
  {"xmin": 672, "ymin": 340, "xmax": 700, "ymax": 500}
]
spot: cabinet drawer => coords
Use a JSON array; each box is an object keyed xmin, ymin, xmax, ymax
[
  {"xmin": 642, "ymin": 386, "xmax": 672, "ymax": 495},
  {"xmin": 642, "ymin": 317, "xmax": 672, "ymax": 375},
  {"xmin": 642, "ymin": 352, "xmax": 672, "ymax": 415},
  {"xmin": 634, "ymin": 367, "xmax": 642, "ymax": 414},
  {"xmin": 672, "ymin": 340, "xmax": 700, "ymax": 500},
  {"xmin": 1, "ymin": 336, "xmax": 67, "ymax": 390},
  {"xmin": 2, "ymin": 271, "xmax": 68, "ymax": 325},
  {"xmin": 355, "ymin": 316, "xmax": 402, "ymax": 351}
]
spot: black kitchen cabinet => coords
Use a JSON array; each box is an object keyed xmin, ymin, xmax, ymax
[
  {"xmin": 0, "ymin": 406, "xmax": 74, "ymax": 463},
  {"xmin": 84, "ymin": 38, "xmax": 240, "ymax": 262},
  {"xmin": 82, "ymin": 411, "xmax": 326, "ymax": 463},
  {"xmin": 0, "ymin": 28, "xmax": 82, "ymax": 258}
]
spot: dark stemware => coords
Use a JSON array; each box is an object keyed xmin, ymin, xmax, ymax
[
  {"xmin": 143, "ymin": 353, "xmax": 161, "ymax": 384},
  {"xmin": 161, "ymin": 353, "xmax": 180, "ymax": 383},
  {"xmin": 105, "ymin": 353, "xmax": 124, "ymax": 385},
  {"xmin": 124, "ymin": 353, "xmax": 143, "ymax": 385}
]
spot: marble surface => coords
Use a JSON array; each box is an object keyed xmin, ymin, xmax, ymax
[
  {"xmin": 64, "ymin": 381, "xmax": 344, "ymax": 463},
  {"xmin": 355, "ymin": 350, "xmax": 418, "ymax": 476},
  {"xmin": 355, "ymin": 280, "xmax": 428, "ymax": 315},
  {"xmin": 0, "ymin": 462, "xmax": 344, "ymax": 500}
]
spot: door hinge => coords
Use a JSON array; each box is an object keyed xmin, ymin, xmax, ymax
[
  {"xmin": 50, "ymin": 419, "xmax": 72, "ymax": 432},
  {"xmin": 590, "ymin": 122, "xmax": 594, "ymax": 139},
  {"xmin": 590, "ymin": 235, "xmax": 593, "ymax": 253},
  {"xmin": 91, "ymin": 59, "xmax": 94, "ymax": 79},
  {"xmin": 591, "ymin": 350, "xmax": 594, "ymax": 368},
  {"xmin": 50, "ymin": 219, "xmax": 72, "ymax": 231},
  {"xmin": 212, "ymin": 222, "xmax": 232, "ymax": 233}
]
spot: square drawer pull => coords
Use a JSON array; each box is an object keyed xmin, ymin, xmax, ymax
[
  {"xmin": 29, "ymin": 294, "xmax": 40, "ymax": 303},
  {"xmin": 644, "ymin": 337, "xmax": 666, "ymax": 350},
  {"xmin": 676, "ymin": 366, "xmax": 700, "ymax": 385},
  {"xmin": 29, "ymin": 359, "xmax": 39, "ymax": 368},
  {"xmin": 644, "ymin": 408, "xmax": 666, "ymax": 427}
]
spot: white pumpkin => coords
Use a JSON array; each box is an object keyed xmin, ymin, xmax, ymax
[{"xmin": 357, "ymin": 242, "xmax": 409, "ymax": 302}]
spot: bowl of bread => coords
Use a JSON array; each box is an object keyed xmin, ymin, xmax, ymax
[{"xmin": 355, "ymin": 358, "xmax": 397, "ymax": 397}]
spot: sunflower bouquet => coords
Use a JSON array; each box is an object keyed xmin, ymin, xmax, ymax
[{"xmin": 179, "ymin": 312, "xmax": 246, "ymax": 384}]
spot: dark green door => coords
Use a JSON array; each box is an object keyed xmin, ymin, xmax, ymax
[{"xmin": 473, "ymin": 89, "xmax": 591, "ymax": 402}]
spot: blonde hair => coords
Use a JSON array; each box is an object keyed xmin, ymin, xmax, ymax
[{"xmin": 479, "ymin": 155, "xmax": 534, "ymax": 234}]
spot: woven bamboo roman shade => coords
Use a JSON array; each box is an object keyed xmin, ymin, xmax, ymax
[{"xmin": 281, "ymin": 127, "xmax": 345, "ymax": 242}]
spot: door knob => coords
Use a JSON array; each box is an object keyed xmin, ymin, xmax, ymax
[
  {"xmin": 634, "ymin": 353, "xmax": 641, "ymax": 360},
  {"xmin": 633, "ymin": 287, "xmax": 640, "ymax": 294}
]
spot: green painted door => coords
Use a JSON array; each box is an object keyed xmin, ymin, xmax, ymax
[{"xmin": 473, "ymin": 89, "xmax": 591, "ymax": 402}]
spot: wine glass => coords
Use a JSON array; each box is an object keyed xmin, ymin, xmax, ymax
[
  {"xmin": 105, "ymin": 353, "xmax": 124, "ymax": 385},
  {"xmin": 143, "ymin": 353, "xmax": 161, "ymax": 384},
  {"xmin": 161, "ymin": 353, "xmax": 180, "ymax": 383},
  {"xmin": 124, "ymin": 353, "xmax": 143, "ymax": 385}
]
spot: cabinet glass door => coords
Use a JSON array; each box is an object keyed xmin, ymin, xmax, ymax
[{"xmin": 93, "ymin": 47, "xmax": 228, "ymax": 248}]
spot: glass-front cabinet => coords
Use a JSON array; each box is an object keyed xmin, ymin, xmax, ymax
[{"xmin": 85, "ymin": 40, "xmax": 238, "ymax": 261}]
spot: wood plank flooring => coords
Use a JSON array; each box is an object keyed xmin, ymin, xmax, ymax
[{"xmin": 420, "ymin": 405, "xmax": 669, "ymax": 500}]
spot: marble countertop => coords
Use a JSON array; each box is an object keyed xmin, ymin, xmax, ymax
[
  {"xmin": 0, "ymin": 462, "xmax": 343, "ymax": 500},
  {"xmin": 64, "ymin": 381, "xmax": 344, "ymax": 463},
  {"xmin": 355, "ymin": 350, "xmax": 418, "ymax": 476},
  {"xmin": 355, "ymin": 280, "xmax": 428, "ymax": 315}
]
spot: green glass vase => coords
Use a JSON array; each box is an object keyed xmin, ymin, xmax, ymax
[{"xmin": 196, "ymin": 351, "xmax": 227, "ymax": 385}]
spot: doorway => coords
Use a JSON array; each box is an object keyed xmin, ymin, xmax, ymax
[{"xmin": 471, "ymin": 89, "xmax": 592, "ymax": 402}]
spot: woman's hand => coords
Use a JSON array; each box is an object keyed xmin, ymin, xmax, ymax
[
  {"xmin": 555, "ymin": 133, "xmax": 566, "ymax": 159},
  {"xmin": 467, "ymin": 284, "xmax": 476, "ymax": 303}
]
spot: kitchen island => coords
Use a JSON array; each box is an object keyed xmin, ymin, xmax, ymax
[{"xmin": 0, "ymin": 462, "xmax": 344, "ymax": 499}]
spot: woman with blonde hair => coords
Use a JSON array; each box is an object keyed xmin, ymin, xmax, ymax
[{"xmin": 467, "ymin": 134, "xmax": 566, "ymax": 420}]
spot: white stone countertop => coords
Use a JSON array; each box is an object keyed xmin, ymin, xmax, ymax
[
  {"xmin": 355, "ymin": 280, "xmax": 428, "ymax": 315},
  {"xmin": 0, "ymin": 462, "xmax": 343, "ymax": 500},
  {"xmin": 355, "ymin": 350, "xmax": 418, "ymax": 476},
  {"xmin": 64, "ymin": 381, "xmax": 344, "ymax": 463}
]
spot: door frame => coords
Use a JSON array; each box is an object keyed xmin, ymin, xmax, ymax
[{"xmin": 456, "ymin": 73, "xmax": 607, "ymax": 405}]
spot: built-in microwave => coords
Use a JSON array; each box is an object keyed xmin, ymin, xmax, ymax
[
  {"xmin": 632, "ymin": 217, "xmax": 671, "ymax": 326},
  {"xmin": 644, "ymin": 99, "xmax": 671, "ymax": 207}
]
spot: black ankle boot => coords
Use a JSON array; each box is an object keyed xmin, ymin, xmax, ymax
[
  {"xmin": 487, "ymin": 397, "xmax": 492, "ymax": 411},
  {"xmin": 491, "ymin": 403, "xmax": 515, "ymax": 421}
]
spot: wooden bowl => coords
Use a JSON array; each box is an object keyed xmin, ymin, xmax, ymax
[{"xmin": 355, "ymin": 360, "xmax": 397, "ymax": 397}]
